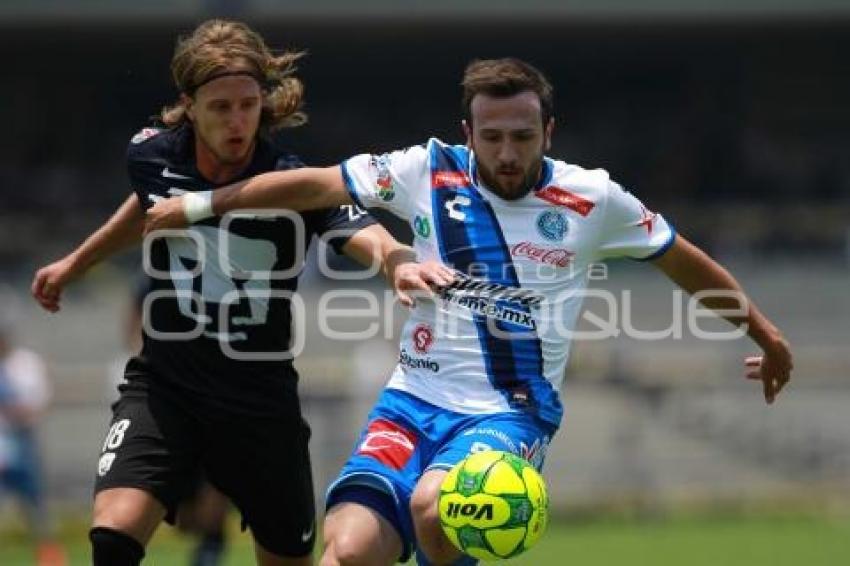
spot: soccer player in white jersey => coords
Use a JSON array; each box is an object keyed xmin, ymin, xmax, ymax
[{"xmin": 145, "ymin": 58, "xmax": 793, "ymax": 566}]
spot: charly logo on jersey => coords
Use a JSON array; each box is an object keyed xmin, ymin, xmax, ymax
[
  {"xmin": 536, "ymin": 210, "xmax": 568, "ymax": 242},
  {"xmin": 511, "ymin": 241, "xmax": 574, "ymax": 268},
  {"xmin": 412, "ymin": 323, "xmax": 435, "ymax": 354},
  {"xmin": 444, "ymin": 194, "xmax": 471, "ymax": 221},
  {"xmin": 413, "ymin": 215, "xmax": 431, "ymax": 239},
  {"xmin": 370, "ymin": 154, "xmax": 395, "ymax": 201}
]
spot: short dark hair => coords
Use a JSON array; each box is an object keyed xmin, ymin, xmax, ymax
[{"xmin": 461, "ymin": 58, "xmax": 554, "ymax": 125}]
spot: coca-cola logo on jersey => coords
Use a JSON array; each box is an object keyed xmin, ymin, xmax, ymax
[{"xmin": 511, "ymin": 242, "xmax": 574, "ymax": 267}]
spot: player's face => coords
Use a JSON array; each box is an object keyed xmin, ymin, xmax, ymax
[
  {"xmin": 186, "ymin": 74, "xmax": 263, "ymax": 166},
  {"xmin": 464, "ymin": 91, "xmax": 553, "ymax": 200}
]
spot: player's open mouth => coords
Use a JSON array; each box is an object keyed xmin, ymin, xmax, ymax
[{"xmin": 226, "ymin": 137, "xmax": 244, "ymax": 147}]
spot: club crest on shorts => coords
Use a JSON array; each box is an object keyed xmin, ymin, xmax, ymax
[{"xmin": 98, "ymin": 452, "xmax": 116, "ymax": 477}]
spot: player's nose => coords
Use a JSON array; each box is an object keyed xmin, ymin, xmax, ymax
[{"xmin": 497, "ymin": 142, "xmax": 519, "ymax": 163}]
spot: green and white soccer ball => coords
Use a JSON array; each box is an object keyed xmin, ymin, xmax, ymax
[{"xmin": 438, "ymin": 450, "xmax": 548, "ymax": 561}]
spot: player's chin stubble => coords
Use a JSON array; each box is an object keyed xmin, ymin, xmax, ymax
[{"xmin": 480, "ymin": 165, "xmax": 539, "ymax": 201}]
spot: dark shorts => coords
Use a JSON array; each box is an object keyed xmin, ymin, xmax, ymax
[{"xmin": 93, "ymin": 379, "xmax": 316, "ymax": 557}]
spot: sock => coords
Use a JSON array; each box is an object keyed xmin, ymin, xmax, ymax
[{"xmin": 89, "ymin": 527, "xmax": 145, "ymax": 566}]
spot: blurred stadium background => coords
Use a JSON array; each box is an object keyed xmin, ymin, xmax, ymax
[{"xmin": 1, "ymin": 0, "xmax": 849, "ymax": 564}]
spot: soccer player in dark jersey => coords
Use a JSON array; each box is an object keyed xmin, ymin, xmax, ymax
[{"xmin": 31, "ymin": 20, "xmax": 423, "ymax": 566}]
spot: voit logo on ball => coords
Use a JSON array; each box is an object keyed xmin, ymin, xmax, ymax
[{"xmin": 536, "ymin": 210, "xmax": 568, "ymax": 242}]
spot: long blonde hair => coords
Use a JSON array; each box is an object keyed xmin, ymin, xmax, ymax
[{"xmin": 161, "ymin": 19, "xmax": 306, "ymax": 133}]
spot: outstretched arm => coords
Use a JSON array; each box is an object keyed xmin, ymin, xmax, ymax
[
  {"xmin": 652, "ymin": 234, "xmax": 793, "ymax": 404},
  {"xmin": 341, "ymin": 226, "xmax": 455, "ymax": 307},
  {"xmin": 32, "ymin": 194, "xmax": 144, "ymax": 312},
  {"xmin": 144, "ymin": 166, "xmax": 351, "ymax": 233}
]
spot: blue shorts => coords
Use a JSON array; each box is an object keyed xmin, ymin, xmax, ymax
[{"xmin": 325, "ymin": 388, "xmax": 556, "ymax": 562}]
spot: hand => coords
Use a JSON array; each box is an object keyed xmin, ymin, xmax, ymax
[
  {"xmin": 393, "ymin": 260, "xmax": 456, "ymax": 308},
  {"xmin": 31, "ymin": 256, "xmax": 80, "ymax": 313},
  {"xmin": 144, "ymin": 196, "xmax": 189, "ymax": 235},
  {"xmin": 745, "ymin": 337, "xmax": 793, "ymax": 404}
]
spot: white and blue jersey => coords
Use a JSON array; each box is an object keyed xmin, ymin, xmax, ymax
[{"xmin": 341, "ymin": 138, "xmax": 675, "ymax": 429}]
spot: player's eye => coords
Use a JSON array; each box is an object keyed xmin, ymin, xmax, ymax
[{"xmin": 241, "ymin": 98, "xmax": 259, "ymax": 111}]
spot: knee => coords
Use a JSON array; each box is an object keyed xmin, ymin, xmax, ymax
[
  {"xmin": 92, "ymin": 487, "xmax": 164, "ymax": 544},
  {"xmin": 412, "ymin": 478, "xmax": 465, "ymax": 564},
  {"xmin": 410, "ymin": 481, "xmax": 441, "ymax": 530},
  {"xmin": 322, "ymin": 532, "xmax": 374, "ymax": 566}
]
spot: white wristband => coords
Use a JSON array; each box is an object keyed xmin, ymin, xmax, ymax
[{"xmin": 183, "ymin": 191, "xmax": 214, "ymax": 223}]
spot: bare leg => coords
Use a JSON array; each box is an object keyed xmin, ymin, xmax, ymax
[
  {"xmin": 319, "ymin": 502, "xmax": 402, "ymax": 566},
  {"xmin": 92, "ymin": 487, "xmax": 167, "ymax": 546},
  {"xmin": 410, "ymin": 470, "xmax": 464, "ymax": 565}
]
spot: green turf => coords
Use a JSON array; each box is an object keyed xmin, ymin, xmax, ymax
[
  {"xmin": 2, "ymin": 516, "xmax": 848, "ymax": 565},
  {"xmin": 509, "ymin": 516, "xmax": 850, "ymax": 566}
]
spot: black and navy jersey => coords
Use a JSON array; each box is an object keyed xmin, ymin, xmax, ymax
[{"xmin": 125, "ymin": 124, "xmax": 374, "ymax": 417}]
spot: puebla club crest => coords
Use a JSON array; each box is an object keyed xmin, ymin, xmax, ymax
[{"xmin": 536, "ymin": 210, "xmax": 568, "ymax": 242}]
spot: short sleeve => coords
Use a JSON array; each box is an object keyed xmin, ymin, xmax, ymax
[
  {"xmin": 280, "ymin": 151, "xmax": 379, "ymax": 253},
  {"xmin": 126, "ymin": 127, "xmax": 166, "ymax": 209},
  {"xmin": 126, "ymin": 142, "xmax": 149, "ymax": 202},
  {"xmin": 340, "ymin": 144, "xmax": 428, "ymax": 218},
  {"xmin": 596, "ymin": 181, "xmax": 676, "ymax": 260},
  {"xmin": 309, "ymin": 204, "xmax": 378, "ymax": 254}
]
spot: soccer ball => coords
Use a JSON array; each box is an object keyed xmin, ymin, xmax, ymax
[{"xmin": 438, "ymin": 450, "xmax": 548, "ymax": 561}]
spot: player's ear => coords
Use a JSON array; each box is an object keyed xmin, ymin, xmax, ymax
[
  {"xmin": 462, "ymin": 119, "xmax": 472, "ymax": 148},
  {"xmin": 181, "ymin": 94, "xmax": 195, "ymax": 122}
]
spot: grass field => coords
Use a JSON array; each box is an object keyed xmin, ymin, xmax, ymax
[{"xmin": 2, "ymin": 514, "xmax": 849, "ymax": 565}]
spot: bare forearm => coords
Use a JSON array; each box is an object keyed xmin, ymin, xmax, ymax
[
  {"xmin": 382, "ymin": 245, "xmax": 417, "ymax": 280},
  {"xmin": 70, "ymin": 194, "xmax": 144, "ymax": 273},
  {"xmin": 341, "ymin": 224, "xmax": 414, "ymax": 282},
  {"xmin": 654, "ymin": 236, "xmax": 784, "ymax": 349},
  {"xmin": 212, "ymin": 166, "xmax": 351, "ymax": 215}
]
